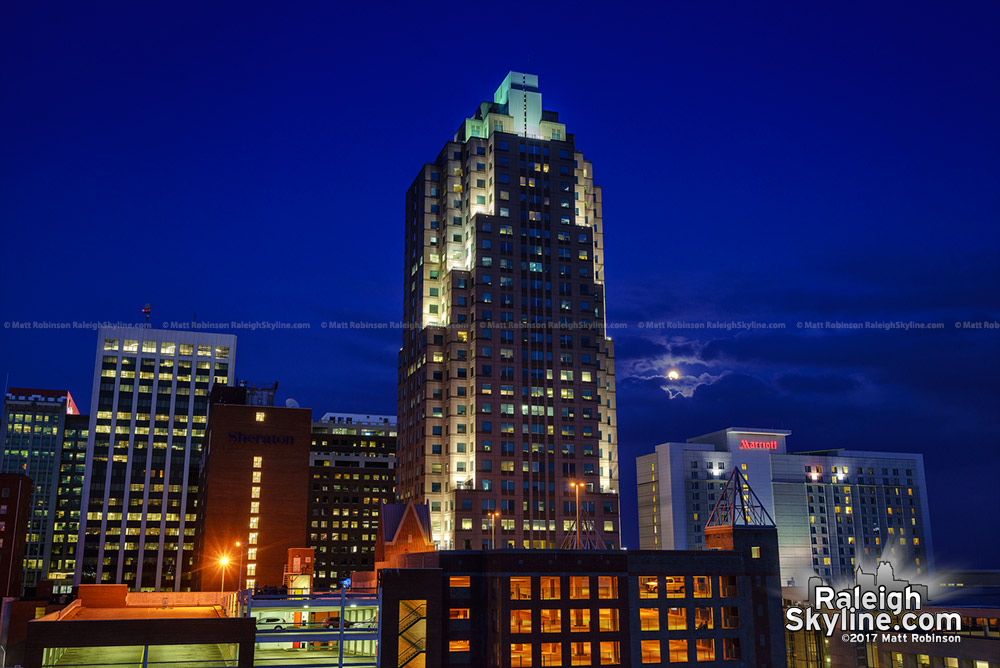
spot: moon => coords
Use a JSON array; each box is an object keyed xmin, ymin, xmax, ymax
[{"xmin": 667, "ymin": 370, "xmax": 680, "ymax": 381}]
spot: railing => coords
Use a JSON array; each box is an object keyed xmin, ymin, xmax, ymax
[
  {"xmin": 398, "ymin": 638, "xmax": 426, "ymax": 667},
  {"xmin": 399, "ymin": 604, "xmax": 426, "ymax": 634}
]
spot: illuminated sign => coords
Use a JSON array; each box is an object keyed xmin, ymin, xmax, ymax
[
  {"xmin": 227, "ymin": 431, "xmax": 294, "ymax": 445},
  {"xmin": 740, "ymin": 439, "xmax": 778, "ymax": 450}
]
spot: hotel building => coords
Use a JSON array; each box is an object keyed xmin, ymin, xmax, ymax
[
  {"xmin": 397, "ymin": 71, "xmax": 620, "ymax": 551},
  {"xmin": 309, "ymin": 412, "xmax": 396, "ymax": 588},
  {"xmin": 637, "ymin": 428, "xmax": 934, "ymax": 586},
  {"xmin": 195, "ymin": 384, "xmax": 311, "ymax": 592},
  {"xmin": 0, "ymin": 388, "xmax": 79, "ymax": 592},
  {"xmin": 75, "ymin": 327, "xmax": 236, "ymax": 591}
]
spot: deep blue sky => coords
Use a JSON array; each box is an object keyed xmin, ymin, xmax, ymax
[{"xmin": 2, "ymin": 2, "xmax": 998, "ymax": 567}]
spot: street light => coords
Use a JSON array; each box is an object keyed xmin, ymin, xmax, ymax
[
  {"xmin": 235, "ymin": 541, "xmax": 245, "ymax": 591},
  {"xmin": 219, "ymin": 556, "xmax": 230, "ymax": 594},
  {"xmin": 570, "ymin": 482, "xmax": 583, "ymax": 549}
]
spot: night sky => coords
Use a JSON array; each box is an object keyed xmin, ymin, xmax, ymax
[{"xmin": 2, "ymin": 3, "xmax": 998, "ymax": 567}]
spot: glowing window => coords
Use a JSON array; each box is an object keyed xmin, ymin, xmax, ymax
[
  {"xmin": 255, "ymin": 412, "xmax": 265, "ymax": 422},
  {"xmin": 640, "ymin": 640, "xmax": 660, "ymax": 664},
  {"xmin": 668, "ymin": 639, "xmax": 689, "ymax": 662},
  {"xmin": 449, "ymin": 640, "xmax": 470, "ymax": 652},
  {"xmin": 540, "ymin": 609, "xmax": 561, "ymax": 633},
  {"xmin": 511, "ymin": 643, "xmax": 532, "ymax": 666},
  {"xmin": 570, "ymin": 609, "xmax": 590, "ymax": 632},
  {"xmin": 510, "ymin": 609, "xmax": 532, "ymax": 633},
  {"xmin": 569, "ymin": 576, "xmax": 590, "ymax": 599},
  {"xmin": 598, "ymin": 576, "xmax": 617, "ymax": 599},
  {"xmin": 599, "ymin": 641, "xmax": 620, "ymax": 665},
  {"xmin": 450, "ymin": 576, "xmax": 470, "ymax": 587},
  {"xmin": 540, "ymin": 576, "xmax": 561, "ymax": 599},
  {"xmin": 510, "ymin": 576, "xmax": 531, "ymax": 600}
]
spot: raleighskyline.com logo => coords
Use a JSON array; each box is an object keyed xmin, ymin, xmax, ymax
[{"xmin": 785, "ymin": 563, "xmax": 961, "ymax": 643}]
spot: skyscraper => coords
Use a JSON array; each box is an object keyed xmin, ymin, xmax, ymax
[
  {"xmin": 75, "ymin": 327, "xmax": 236, "ymax": 591},
  {"xmin": 397, "ymin": 72, "xmax": 620, "ymax": 550},
  {"xmin": 0, "ymin": 388, "xmax": 79, "ymax": 592}
]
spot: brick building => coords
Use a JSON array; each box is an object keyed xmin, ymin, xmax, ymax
[
  {"xmin": 195, "ymin": 386, "xmax": 311, "ymax": 592},
  {"xmin": 0, "ymin": 473, "xmax": 33, "ymax": 597}
]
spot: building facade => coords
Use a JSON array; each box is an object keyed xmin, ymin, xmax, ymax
[
  {"xmin": 309, "ymin": 412, "xmax": 396, "ymax": 588},
  {"xmin": 0, "ymin": 473, "xmax": 33, "ymax": 598},
  {"xmin": 637, "ymin": 428, "xmax": 935, "ymax": 586},
  {"xmin": 371, "ymin": 529, "xmax": 785, "ymax": 667},
  {"xmin": 48, "ymin": 412, "xmax": 89, "ymax": 592},
  {"xmin": 0, "ymin": 388, "xmax": 79, "ymax": 592},
  {"xmin": 75, "ymin": 327, "xmax": 237, "ymax": 591},
  {"xmin": 397, "ymin": 71, "xmax": 620, "ymax": 552},
  {"xmin": 195, "ymin": 387, "xmax": 311, "ymax": 592}
]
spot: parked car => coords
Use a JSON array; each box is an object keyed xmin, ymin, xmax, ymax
[
  {"xmin": 255, "ymin": 616, "xmax": 287, "ymax": 630},
  {"xmin": 348, "ymin": 619, "xmax": 378, "ymax": 629},
  {"xmin": 321, "ymin": 616, "xmax": 341, "ymax": 628}
]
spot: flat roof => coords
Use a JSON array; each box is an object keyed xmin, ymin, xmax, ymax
[{"xmin": 56, "ymin": 605, "xmax": 224, "ymax": 622}]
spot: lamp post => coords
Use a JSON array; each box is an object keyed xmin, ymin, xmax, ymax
[
  {"xmin": 219, "ymin": 556, "xmax": 229, "ymax": 595},
  {"xmin": 235, "ymin": 541, "xmax": 245, "ymax": 591},
  {"xmin": 570, "ymin": 482, "xmax": 582, "ymax": 549}
]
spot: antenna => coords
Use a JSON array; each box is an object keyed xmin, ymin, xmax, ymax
[
  {"xmin": 142, "ymin": 303, "xmax": 151, "ymax": 328},
  {"xmin": 192, "ymin": 312, "xmax": 196, "ymax": 332}
]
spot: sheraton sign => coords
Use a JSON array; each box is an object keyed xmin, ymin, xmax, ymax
[
  {"xmin": 227, "ymin": 431, "xmax": 295, "ymax": 445},
  {"xmin": 739, "ymin": 438, "xmax": 778, "ymax": 450}
]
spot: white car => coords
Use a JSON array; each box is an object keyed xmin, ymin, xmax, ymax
[{"xmin": 255, "ymin": 616, "xmax": 288, "ymax": 630}]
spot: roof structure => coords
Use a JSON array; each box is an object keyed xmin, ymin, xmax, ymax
[{"xmin": 705, "ymin": 468, "xmax": 776, "ymax": 528}]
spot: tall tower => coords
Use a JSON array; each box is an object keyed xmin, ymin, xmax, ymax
[
  {"xmin": 75, "ymin": 327, "xmax": 236, "ymax": 591},
  {"xmin": 397, "ymin": 72, "xmax": 620, "ymax": 550},
  {"xmin": 0, "ymin": 388, "xmax": 79, "ymax": 592}
]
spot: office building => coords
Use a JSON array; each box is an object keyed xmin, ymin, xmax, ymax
[
  {"xmin": 637, "ymin": 427, "xmax": 934, "ymax": 586},
  {"xmin": 0, "ymin": 388, "xmax": 79, "ymax": 592},
  {"xmin": 195, "ymin": 385, "xmax": 311, "ymax": 592},
  {"xmin": 357, "ymin": 477, "xmax": 786, "ymax": 668},
  {"xmin": 75, "ymin": 327, "xmax": 237, "ymax": 591},
  {"xmin": 397, "ymin": 71, "xmax": 620, "ymax": 551},
  {"xmin": 0, "ymin": 473, "xmax": 33, "ymax": 597},
  {"xmin": 309, "ymin": 412, "xmax": 396, "ymax": 588},
  {"xmin": 48, "ymin": 413, "xmax": 89, "ymax": 592}
]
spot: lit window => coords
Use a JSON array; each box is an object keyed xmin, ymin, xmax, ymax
[
  {"xmin": 248, "ymin": 533, "xmax": 258, "ymax": 544},
  {"xmin": 640, "ymin": 640, "xmax": 660, "ymax": 664},
  {"xmin": 449, "ymin": 640, "xmax": 470, "ymax": 652},
  {"xmin": 510, "ymin": 576, "xmax": 531, "ymax": 600},
  {"xmin": 253, "ymin": 457, "xmax": 262, "ymax": 468},
  {"xmin": 540, "ymin": 609, "xmax": 561, "ymax": 633},
  {"xmin": 510, "ymin": 643, "xmax": 532, "ymax": 666},
  {"xmin": 668, "ymin": 639, "xmax": 689, "ymax": 662},
  {"xmin": 569, "ymin": 576, "xmax": 590, "ymax": 599},
  {"xmin": 255, "ymin": 412, "xmax": 265, "ymax": 422},
  {"xmin": 599, "ymin": 641, "xmax": 620, "ymax": 665},
  {"xmin": 251, "ymin": 487, "xmax": 260, "ymax": 499},
  {"xmin": 450, "ymin": 576, "xmax": 470, "ymax": 587},
  {"xmin": 252, "ymin": 471, "xmax": 261, "ymax": 483},
  {"xmin": 510, "ymin": 609, "xmax": 532, "ymax": 633}
]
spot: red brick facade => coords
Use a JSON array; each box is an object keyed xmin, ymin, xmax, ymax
[{"xmin": 195, "ymin": 404, "xmax": 311, "ymax": 591}]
